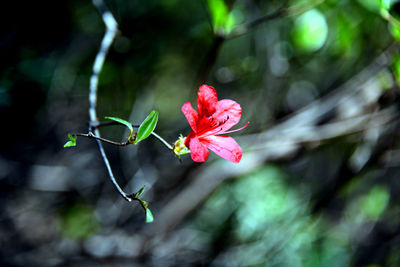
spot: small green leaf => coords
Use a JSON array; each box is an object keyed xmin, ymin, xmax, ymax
[
  {"xmin": 137, "ymin": 198, "xmax": 154, "ymax": 223},
  {"xmin": 145, "ymin": 208, "xmax": 154, "ymax": 223},
  {"xmin": 64, "ymin": 134, "xmax": 77, "ymax": 148},
  {"xmin": 105, "ymin": 116, "xmax": 133, "ymax": 139},
  {"xmin": 139, "ymin": 199, "xmax": 149, "ymax": 209},
  {"xmin": 134, "ymin": 186, "xmax": 146, "ymax": 198},
  {"xmin": 134, "ymin": 110, "xmax": 159, "ymax": 145}
]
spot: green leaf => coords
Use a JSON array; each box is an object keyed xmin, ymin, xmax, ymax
[
  {"xmin": 64, "ymin": 134, "xmax": 77, "ymax": 148},
  {"xmin": 105, "ymin": 116, "xmax": 134, "ymax": 139},
  {"xmin": 134, "ymin": 186, "xmax": 146, "ymax": 198},
  {"xmin": 139, "ymin": 199, "xmax": 149, "ymax": 209},
  {"xmin": 137, "ymin": 198, "xmax": 153, "ymax": 223},
  {"xmin": 145, "ymin": 208, "xmax": 154, "ymax": 223},
  {"xmin": 134, "ymin": 110, "xmax": 159, "ymax": 145}
]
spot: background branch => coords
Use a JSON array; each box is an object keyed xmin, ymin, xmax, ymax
[{"xmin": 196, "ymin": 1, "xmax": 290, "ymax": 85}]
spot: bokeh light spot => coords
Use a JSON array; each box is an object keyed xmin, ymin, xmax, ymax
[{"xmin": 292, "ymin": 9, "xmax": 328, "ymax": 53}]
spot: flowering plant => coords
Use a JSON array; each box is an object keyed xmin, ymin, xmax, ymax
[{"xmin": 176, "ymin": 85, "xmax": 248, "ymax": 163}]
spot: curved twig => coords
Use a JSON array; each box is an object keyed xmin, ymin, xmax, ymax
[
  {"xmin": 89, "ymin": 0, "xmax": 132, "ymax": 202},
  {"xmin": 73, "ymin": 133, "xmax": 130, "ymax": 146},
  {"xmin": 91, "ymin": 121, "xmax": 174, "ymax": 150}
]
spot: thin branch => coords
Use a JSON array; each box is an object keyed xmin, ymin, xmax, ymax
[
  {"xmin": 151, "ymin": 132, "xmax": 173, "ymax": 150},
  {"xmin": 73, "ymin": 133, "xmax": 130, "ymax": 146},
  {"xmin": 195, "ymin": 35, "xmax": 225, "ymax": 87},
  {"xmin": 381, "ymin": 10, "xmax": 400, "ymax": 30},
  {"xmin": 89, "ymin": 0, "xmax": 132, "ymax": 202},
  {"xmin": 229, "ymin": 0, "xmax": 327, "ymax": 39},
  {"xmin": 89, "ymin": 0, "xmax": 118, "ymax": 124},
  {"xmin": 91, "ymin": 121, "xmax": 173, "ymax": 150},
  {"xmin": 228, "ymin": 1, "xmax": 289, "ymax": 39},
  {"xmin": 248, "ymin": 4, "xmax": 287, "ymax": 29},
  {"xmin": 286, "ymin": 0, "xmax": 325, "ymax": 17},
  {"xmin": 196, "ymin": 2, "xmax": 289, "ymax": 84}
]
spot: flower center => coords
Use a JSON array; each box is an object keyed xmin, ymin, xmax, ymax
[{"xmin": 198, "ymin": 115, "xmax": 230, "ymax": 138}]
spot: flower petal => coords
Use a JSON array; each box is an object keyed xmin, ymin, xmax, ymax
[
  {"xmin": 197, "ymin": 85, "xmax": 218, "ymax": 117},
  {"xmin": 211, "ymin": 99, "xmax": 242, "ymax": 133},
  {"xmin": 203, "ymin": 135, "xmax": 242, "ymax": 163},
  {"xmin": 181, "ymin": 102, "xmax": 198, "ymax": 133},
  {"xmin": 188, "ymin": 135, "xmax": 209, "ymax": 162}
]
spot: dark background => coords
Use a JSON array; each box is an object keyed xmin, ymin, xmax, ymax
[{"xmin": 0, "ymin": 0, "xmax": 399, "ymax": 266}]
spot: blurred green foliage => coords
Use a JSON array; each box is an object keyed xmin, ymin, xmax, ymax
[
  {"xmin": 391, "ymin": 52, "xmax": 400, "ymax": 85},
  {"xmin": 207, "ymin": 0, "xmax": 236, "ymax": 35},
  {"xmin": 360, "ymin": 186, "xmax": 389, "ymax": 220},
  {"xmin": 357, "ymin": 0, "xmax": 381, "ymax": 12},
  {"xmin": 59, "ymin": 203, "xmax": 99, "ymax": 240},
  {"xmin": 193, "ymin": 165, "xmax": 352, "ymax": 266}
]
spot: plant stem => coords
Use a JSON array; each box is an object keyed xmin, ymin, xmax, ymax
[
  {"xmin": 89, "ymin": 0, "xmax": 132, "ymax": 202},
  {"xmin": 151, "ymin": 132, "xmax": 173, "ymax": 150},
  {"xmin": 74, "ymin": 133, "xmax": 129, "ymax": 146},
  {"xmin": 92, "ymin": 120, "xmax": 174, "ymax": 150}
]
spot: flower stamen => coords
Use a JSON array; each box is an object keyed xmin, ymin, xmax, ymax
[{"xmin": 223, "ymin": 121, "xmax": 250, "ymax": 134}]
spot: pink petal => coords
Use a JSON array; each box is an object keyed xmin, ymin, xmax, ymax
[
  {"xmin": 203, "ymin": 135, "xmax": 242, "ymax": 163},
  {"xmin": 207, "ymin": 99, "xmax": 242, "ymax": 134},
  {"xmin": 197, "ymin": 85, "xmax": 218, "ymax": 117},
  {"xmin": 181, "ymin": 102, "xmax": 198, "ymax": 133},
  {"xmin": 184, "ymin": 131, "xmax": 194, "ymax": 148},
  {"xmin": 188, "ymin": 135, "xmax": 209, "ymax": 162}
]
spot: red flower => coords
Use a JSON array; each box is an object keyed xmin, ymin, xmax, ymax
[{"xmin": 181, "ymin": 85, "xmax": 248, "ymax": 163}]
